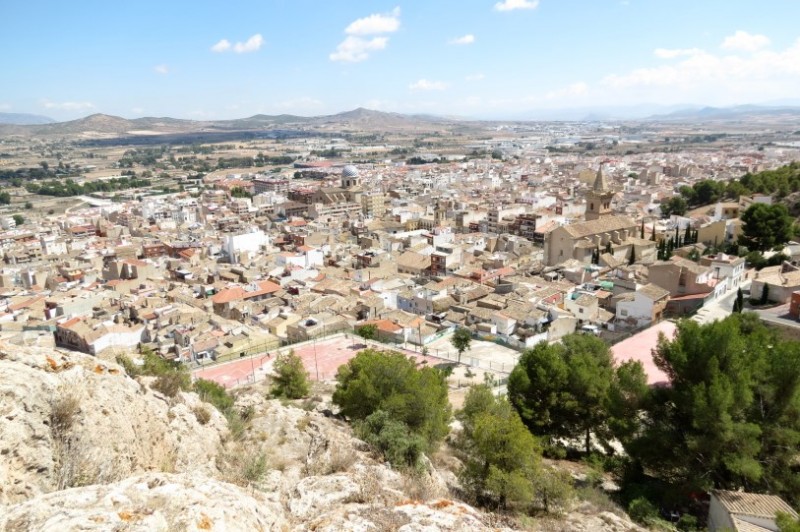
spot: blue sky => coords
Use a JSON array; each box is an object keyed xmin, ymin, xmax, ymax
[{"xmin": 2, "ymin": 0, "xmax": 800, "ymax": 120}]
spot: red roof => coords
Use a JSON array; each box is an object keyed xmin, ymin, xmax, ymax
[
  {"xmin": 211, "ymin": 279, "xmax": 281, "ymax": 304},
  {"xmin": 611, "ymin": 321, "xmax": 675, "ymax": 386}
]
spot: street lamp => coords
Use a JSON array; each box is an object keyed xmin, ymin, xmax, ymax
[{"xmin": 312, "ymin": 329, "xmax": 320, "ymax": 381}]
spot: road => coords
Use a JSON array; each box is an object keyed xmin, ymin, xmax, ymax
[{"xmin": 692, "ymin": 279, "xmax": 751, "ymax": 325}]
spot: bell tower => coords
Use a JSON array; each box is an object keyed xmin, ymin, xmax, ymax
[{"xmin": 585, "ymin": 165, "xmax": 614, "ymax": 221}]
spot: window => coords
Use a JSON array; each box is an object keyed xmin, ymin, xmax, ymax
[{"xmin": 621, "ymin": 309, "xmax": 628, "ymax": 316}]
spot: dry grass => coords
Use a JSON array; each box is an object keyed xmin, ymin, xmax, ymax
[
  {"xmin": 49, "ymin": 391, "xmax": 80, "ymax": 438},
  {"xmin": 193, "ymin": 405, "xmax": 211, "ymax": 425},
  {"xmin": 401, "ymin": 471, "xmax": 442, "ymax": 501}
]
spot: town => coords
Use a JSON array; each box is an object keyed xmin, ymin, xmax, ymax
[{"xmin": 3, "ymin": 98, "xmax": 800, "ymax": 532}]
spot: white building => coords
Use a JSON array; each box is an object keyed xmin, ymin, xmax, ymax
[
  {"xmin": 223, "ymin": 229, "xmax": 270, "ymax": 264},
  {"xmin": 708, "ymin": 489, "xmax": 797, "ymax": 532}
]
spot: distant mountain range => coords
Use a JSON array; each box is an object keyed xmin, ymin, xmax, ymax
[
  {"xmin": 1, "ymin": 104, "xmax": 799, "ymax": 138},
  {"xmin": 0, "ymin": 108, "xmax": 459, "ymax": 138},
  {"xmin": 646, "ymin": 104, "xmax": 800, "ymax": 121},
  {"xmin": 0, "ymin": 113, "xmax": 55, "ymax": 125}
]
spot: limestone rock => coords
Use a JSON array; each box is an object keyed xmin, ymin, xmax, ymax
[
  {"xmin": 0, "ymin": 472, "xmax": 286, "ymax": 532},
  {"xmin": 0, "ymin": 343, "xmax": 226, "ymax": 506}
]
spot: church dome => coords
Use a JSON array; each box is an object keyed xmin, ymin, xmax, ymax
[{"xmin": 342, "ymin": 165, "xmax": 359, "ymax": 178}]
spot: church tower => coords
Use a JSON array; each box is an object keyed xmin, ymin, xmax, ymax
[{"xmin": 585, "ymin": 165, "xmax": 614, "ymax": 221}]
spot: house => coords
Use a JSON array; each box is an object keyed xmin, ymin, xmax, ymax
[
  {"xmin": 750, "ymin": 262, "xmax": 800, "ymax": 304},
  {"xmin": 211, "ymin": 279, "xmax": 282, "ymax": 317},
  {"xmin": 708, "ymin": 489, "xmax": 798, "ymax": 532},
  {"xmin": 55, "ymin": 317, "xmax": 145, "ymax": 356},
  {"xmin": 648, "ymin": 256, "xmax": 724, "ymax": 314},
  {"xmin": 615, "ymin": 283, "xmax": 669, "ymax": 329},
  {"xmin": 701, "ymin": 253, "xmax": 746, "ymax": 291}
]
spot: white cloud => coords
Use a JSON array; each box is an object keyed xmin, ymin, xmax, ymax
[
  {"xmin": 234, "ymin": 34, "xmax": 264, "ymax": 53},
  {"xmin": 409, "ymin": 79, "xmax": 448, "ymax": 91},
  {"xmin": 211, "ymin": 39, "xmax": 231, "ymax": 52},
  {"xmin": 721, "ymin": 30, "xmax": 770, "ymax": 52},
  {"xmin": 601, "ymin": 36, "xmax": 800, "ymax": 105},
  {"xmin": 331, "ymin": 8, "xmax": 400, "ymax": 62},
  {"xmin": 211, "ymin": 34, "xmax": 263, "ymax": 53},
  {"xmin": 131, "ymin": 107, "xmax": 144, "ymax": 115},
  {"xmin": 465, "ymin": 73, "xmax": 485, "ymax": 81},
  {"xmin": 330, "ymin": 36, "xmax": 388, "ymax": 62},
  {"xmin": 449, "ymin": 34, "xmax": 475, "ymax": 45},
  {"xmin": 654, "ymin": 48, "xmax": 703, "ymax": 59},
  {"xmin": 154, "ymin": 64, "xmax": 169, "ymax": 74},
  {"xmin": 42, "ymin": 100, "xmax": 95, "ymax": 111},
  {"xmin": 345, "ymin": 7, "xmax": 400, "ymax": 35},
  {"xmin": 494, "ymin": 0, "xmax": 539, "ymax": 12},
  {"xmin": 0, "ymin": 103, "xmax": 11, "ymax": 111}
]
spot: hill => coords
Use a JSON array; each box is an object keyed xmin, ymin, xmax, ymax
[
  {"xmin": 0, "ymin": 343, "xmax": 644, "ymax": 531},
  {"xmin": 0, "ymin": 108, "xmax": 457, "ymax": 139}
]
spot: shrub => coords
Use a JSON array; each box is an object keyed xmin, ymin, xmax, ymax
[
  {"xmin": 355, "ymin": 410, "xmax": 426, "ymax": 469},
  {"xmin": 333, "ymin": 349, "xmax": 451, "ymax": 449},
  {"xmin": 271, "ymin": 350, "xmax": 310, "ymax": 399},
  {"xmin": 193, "ymin": 378, "xmax": 234, "ymax": 412},
  {"xmin": 193, "ymin": 405, "xmax": 211, "ymax": 425},
  {"xmin": 151, "ymin": 372, "xmax": 190, "ymax": 398},
  {"xmin": 628, "ymin": 497, "xmax": 659, "ymax": 525},
  {"xmin": 50, "ymin": 392, "xmax": 80, "ymax": 438},
  {"xmin": 115, "ymin": 354, "xmax": 140, "ymax": 377},
  {"xmin": 677, "ymin": 514, "xmax": 699, "ymax": 531}
]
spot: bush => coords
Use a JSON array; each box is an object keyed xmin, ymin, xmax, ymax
[
  {"xmin": 271, "ymin": 350, "xmax": 310, "ymax": 399},
  {"xmin": 193, "ymin": 405, "xmax": 211, "ymax": 425},
  {"xmin": 676, "ymin": 514, "xmax": 699, "ymax": 531},
  {"xmin": 628, "ymin": 497, "xmax": 659, "ymax": 525},
  {"xmin": 115, "ymin": 354, "xmax": 140, "ymax": 377},
  {"xmin": 355, "ymin": 410, "xmax": 426, "ymax": 469},
  {"xmin": 194, "ymin": 379, "xmax": 234, "ymax": 412},
  {"xmin": 50, "ymin": 392, "xmax": 80, "ymax": 438},
  {"xmin": 333, "ymin": 349, "xmax": 451, "ymax": 449},
  {"xmin": 151, "ymin": 372, "xmax": 190, "ymax": 398}
]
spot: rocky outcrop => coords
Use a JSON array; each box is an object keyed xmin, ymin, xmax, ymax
[
  {"xmin": 0, "ymin": 344, "xmax": 646, "ymax": 532},
  {"xmin": 0, "ymin": 473, "xmax": 285, "ymax": 532},
  {"xmin": 0, "ymin": 344, "xmax": 226, "ymax": 506}
]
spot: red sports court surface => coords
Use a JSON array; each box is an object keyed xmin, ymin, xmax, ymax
[{"xmin": 192, "ymin": 335, "xmax": 440, "ymax": 389}]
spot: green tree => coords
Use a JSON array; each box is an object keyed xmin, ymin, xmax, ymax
[
  {"xmin": 605, "ymin": 360, "xmax": 649, "ymax": 448},
  {"xmin": 355, "ymin": 410, "xmax": 426, "ymax": 468},
  {"xmin": 661, "ymin": 196, "xmax": 688, "ymax": 218},
  {"xmin": 0, "ymin": 191, "xmax": 9, "ymax": 205},
  {"xmin": 627, "ymin": 314, "xmax": 800, "ymax": 506},
  {"xmin": 12, "ymin": 214, "xmax": 24, "ymax": 226},
  {"xmin": 458, "ymin": 384, "xmax": 544, "ymax": 509},
  {"xmin": 776, "ymin": 512, "xmax": 800, "ymax": 532},
  {"xmin": 332, "ymin": 349, "xmax": 451, "ymax": 448},
  {"xmin": 733, "ymin": 287, "xmax": 744, "ymax": 313},
  {"xmin": 508, "ymin": 334, "xmax": 618, "ymax": 454},
  {"xmin": 692, "ymin": 179, "xmax": 725, "ymax": 205},
  {"xmin": 271, "ymin": 350, "xmax": 310, "ymax": 399},
  {"xmin": 355, "ymin": 323, "xmax": 377, "ymax": 343},
  {"xmin": 740, "ymin": 203, "xmax": 794, "ymax": 252},
  {"xmin": 451, "ymin": 328, "xmax": 472, "ymax": 364}
]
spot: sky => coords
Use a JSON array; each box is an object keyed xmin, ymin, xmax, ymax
[{"xmin": 2, "ymin": 0, "xmax": 800, "ymax": 121}]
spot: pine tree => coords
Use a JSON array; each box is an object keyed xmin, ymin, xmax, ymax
[
  {"xmin": 628, "ymin": 245, "xmax": 636, "ymax": 265},
  {"xmin": 640, "ymin": 220, "xmax": 645, "ymax": 239}
]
